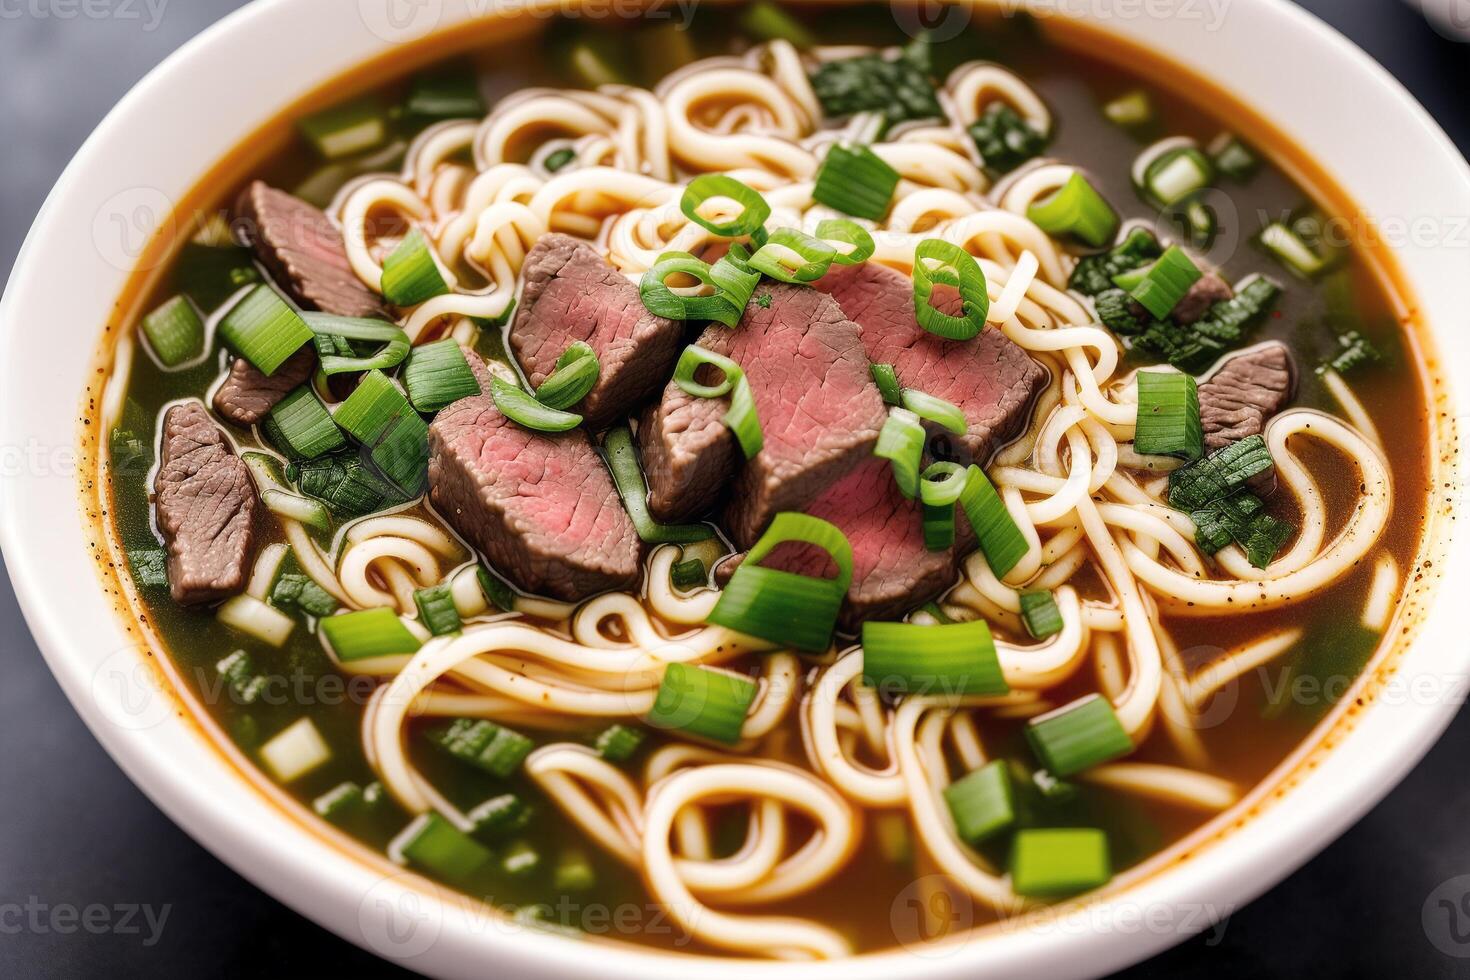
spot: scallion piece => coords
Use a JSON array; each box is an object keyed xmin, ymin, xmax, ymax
[
  {"xmin": 489, "ymin": 376, "xmax": 582, "ymax": 433},
  {"xmin": 1259, "ymin": 222, "xmax": 1328, "ymax": 279},
  {"xmin": 289, "ymin": 451, "xmax": 407, "ymax": 518},
  {"xmin": 502, "ymin": 840, "xmax": 541, "ymax": 877},
  {"xmin": 127, "ymin": 548, "xmax": 168, "ymax": 589},
  {"xmin": 217, "ymin": 595, "xmax": 296, "ymax": 648},
  {"xmin": 645, "ymin": 662, "xmax": 757, "ymax": 745},
  {"xmin": 313, "ymin": 781, "xmax": 366, "ymax": 820},
  {"xmin": 943, "ymin": 760, "xmax": 1015, "ymax": 844},
  {"xmin": 414, "ymin": 583, "xmax": 462, "ymax": 636},
  {"xmin": 259, "ymin": 717, "xmax": 331, "ymax": 782},
  {"xmin": 218, "ymin": 284, "xmax": 314, "ymax": 376},
  {"xmin": 815, "ymin": 218, "xmax": 876, "ymax": 266},
  {"xmin": 959, "ymin": 465, "xmax": 1028, "ymax": 579},
  {"xmin": 1167, "ymin": 434, "xmax": 1275, "ymax": 510},
  {"xmin": 740, "ymin": 0, "xmax": 815, "ymax": 48},
  {"xmin": 477, "ymin": 565, "xmax": 516, "ymax": 612},
  {"xmin": 553, "ymin": 849, "xmax": 598, "ymax": 891},
  {"xmin": 1026, "ymin": 172, "xmax": 1120, "ymax": 248},
  {"xmin": 298, "ymin": 97, "xmax": 387, "ymax": 160},
  {"xmin": 919, "ymin": 461, "xmax": 968, "ymax": 552},
  {"xmin": 707, "ymin": 513, "xmax": 853, "ymax": 651},
  {"xmin": 671, "ymin": 345, "xmax": 763, "ymax": 458},
  {"xmin": 602, "ymin": 426, "xmax": 715, "ymax": 544},
  {"xmin": 261, "ymin": 488, "xmax": 331, "ymax": 533},
  {"xmin": 594, "ymin": 724, "xmax": 645, "ymax": 763},
  {"xmin": 1103, "ymin": 89, "xmax": 1153, "ymax": 129},
  {"xmin": 390, "ymin": 813, "xmax": 492, "ymax": 879},
  {"xmin": 333, "ymin": 370, "xmax": 429, "ymax": 494},
  {"xmin": 381, "ymin": 228, "xmax": 450, "ymax": 307},
  {"xmin": 679, "ymin": 174, "xmax": 771, "ymax": 239},
  {"xmin": 874, "ymin": 408, "xmax": 926, "ymax": 499},
  {"xmin": 1019, "ymin": 591, "xmax": 1064, "ymax": 639},
  {"xmin": 429, "ymin": 718, "xmax": 533, "ymax": 777},
  {"xmin": 467, "ymin": 793, "xmax": 532, "ymax": 838},
  {"xmin": 902, "ymin": 389, "xmax": 967, "ymax": 435},
  {"xmin": 968, "ymin": 102, "xmax": 1049, "ymax": 176},
  {"xmin": 1133, "ymin": 370, "xmax": 1202, "ymax": 460},
  {"xmin": 670, "ymin": 558, "xmax": 708, "ymax": 591},
  {"xmin": 1183, "ymin": 198, "xmax": 1217, "ymax": 247},
  {"xmin": 871, "ymin": 363, "xmax": 902, "ymax": 406},
  {"xmin": 542, "ymin": 147, "xmax": 576, "ymax": 173},
  {"xmin": 1011, "ymin": 828, "xmax": 1111, "ymax": 897},
  {"xmin": 1025, "ymin": 694, "xmax": 1133, "ymax": 777},
  {"xmin": 264, "ymin": 386, "xmax": 346, "ymax": 459},
  {"xmin": 301, "ymin": 313, "xmax": 411, "ymax": 376},
  {"xmin": 403, "ymin": 338, "xmax": 482, "ymax": 412},
  {"xmin": 640, "ymin": 251, "xmax": 749, "ymax": 327},
  {"xmin": 534, "ymin": 341, "xmax": 600, "ymax": 410},
  {"xmin": 1211, "ymin": 134, "xmax": 1260, "ymax": 181},
  {"xmin": 748, "ymin": 228, "xmax": 838, "ymax": 283},
  {"xmin": 1116, "ymin": 245, "xmax": 1201, "ymax": 320},
  {"xmin": 405, "ymin": 64, "xmax": 484, "ymax": 120},
  {"xmin": 141, "ymin": 295, "xmax": 205, "ymax": 367},
  {"xmin": 1142, "ymin": 147, "xmax": 1214, "ymax": 207},
  {"xmin": 320, "ymin": 607, "xmax": 422, "ymax": 662},
  {"xmin": 862, "ymin": 619, "xmax": 1008, "ymax": 698},
  {"xmin": 271, "ymin": 572, "xmax": 338, "ymax": 618},
  {"xmin": 812, "ymin": 144, "xmax": 899, "ymax": 221},
  {"xmin": 912, "ymin": 239, "xmax": 989, "ymax": 340}
]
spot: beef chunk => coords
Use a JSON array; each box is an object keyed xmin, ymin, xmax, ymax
[
  {"xmin": 1198, "ymin": 342, "xmax": 1297, "ymax": 450},
  {"xmin": 714, "ymin": 458, "xmax": 962, "ymax": 630},
  {"xmin": 1171, "ymin": 273, "xmax": 1234, "ymax": 326},
  {"xmin": 154, "ymin": 402, "xmax": 257, "ymax": 605},
  {"xmin": 212, "ymin": 346, "xmax": 317, "ymax": 426},
  {"xmin": 814, "ymin": 262, "xmax": 1046, "ymax": 466},
  {"xmin": 235, "ymin": 181, "xmax": 387, "ymax": 319},
  {"xmin": 510, "ymin": 234, "xmax": 683, "ymax": 431},
  {"xmin": 428, "ymin": 355, "xmax": 641, "ymax": 601},
  {"xmin": 640, "ymin": 283, "xmax": 888, "ymax": 546}
]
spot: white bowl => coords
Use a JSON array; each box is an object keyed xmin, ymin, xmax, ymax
[{"xmin": 1, "ymin": 1, "xmax": 1466, "ymax": 977}]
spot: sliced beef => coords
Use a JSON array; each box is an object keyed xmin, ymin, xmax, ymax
[
  {"xmin": 1171, "ymin": 273, "xmax": 1234, "ymax": 326},
  {"xmin": 510, "ymin": 234, "xmax": 683, "ymax": 431},
  {"xmin": 714, "ymin": 458, "xmax": 962, "ymax": 630},
  {"xmin": 814, "ymin": 262, "xmax": 1046, "ymax": 466},
  {"xmin": 154, "ymin": 402, "xmax": 257, "ymax": 605},
  {"xmin": 428, "ymin": 354, "xmax": 641, "ymax": 601},
  {"xmin": 640, "ymin": 283, "xmax": 887, "ymax": 545},
  {"xmin": 1198, "ymin": 341, "xmax": 1297, "ymax": 451},
  {"xmin": 235, "ymin": 181, "xmax": 387, "ymax": 319},
  {"xmin": 212, "ymin": 346, "xmax": 317, "ymax": 426}
]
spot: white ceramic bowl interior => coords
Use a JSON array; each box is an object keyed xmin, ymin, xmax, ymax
[{"xmin": 2, "ymin": 1, "xmax": 1467, "ymax": 977}]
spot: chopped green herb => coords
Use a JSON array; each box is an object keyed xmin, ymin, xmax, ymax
[
  {"xmin": 968, "ymin": 102, "xmax": 1048, "ymax": 175},
  {"xmin": 1069, "ymin": 229, "xmax": 1162, "ymax": 297},
  {"xmin": 809, "ymin": 37, "xmax": 940, "ymax": 123},
  {"xmin": 1321, "ymin": 329, "xmax": 1381, "ymax": 376},
  {"xmin": 270, "ymin": 572, "xmax": 339, "ymax": 618}
]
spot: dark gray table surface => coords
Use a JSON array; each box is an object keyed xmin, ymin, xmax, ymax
[{"xmin": 3, "ymin": 1, "xmax": 1468, "ymax": 976}]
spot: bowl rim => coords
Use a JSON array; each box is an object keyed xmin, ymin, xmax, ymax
[{"xmin": 2, "ymin": 1, "xmax": 1468, "ymax": 977}]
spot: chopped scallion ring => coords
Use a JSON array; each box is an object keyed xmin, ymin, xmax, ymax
[
  {"xmin": 1142, "ymin": 147, "xmax": 1214, "ymax": 207},
  {"xmin": 320, "ymin": 607, "xmax": 423, "ymax": 661},
  {"xmin": 301, "ymin": 313, "xmax": 411, "ymax": 376},
  {"xmin": 381, "ymin": 228, "xmax": 450, "ymax": 307},
  {"xmin": 414, "ymin": 583, "xmax": 463, "ymax": 636},
  {"xmin": 814, "ymin": 218, "xmax": 877, "ymax": 266},
  {"xmin": 602, "ymin": 427, "xmax": 716, "ymax": 544},
  {"xmin": 1259, "ymin": 222, "xmax": 1328, "ymax": 279},
  {"xmin": 298, "ymin": 97, "xmax": 388, "ymax": 160},
  {"xmin": 489, "ymin": 376, "xmax": 583, "ymax": 433},
  {"xmin": 912, "ymin": 239, "xmax": 989, "ymax": 340},
  {"xmin": 1025, "ymin": 172, "xmax": 1120, "ymax": 248},
  {"xmin": 707, "ymin": 513, "xmax": 853, "ymax": 651},
  {"xmin": 640, "ymin": 251, "xmax": 748, "ymax": 327},
  {"xmin": 871, "ymin": 363, "xmax": 902, "ymax": 406},
  {"xmin": 1025, "ymin": 694, "xmax": 1133, "ymax": 777},
  {"xmin": 263, "ymin": 386, "xmax": 346, "ymax": 460},
  {"xmin": 1018, "ymin": 590, "xmax": 1064, "ymax": 639},
  {"xmin": 1103, "ymin": 89, "xmax": 1153, "ymax": 129},
  {"xmin": 429, "ymin": 718, "xmax": 533, "ymax": 777},
  {"xmin": 1133, "ymin": 370, "xmax": 1202, "ymax": 460},
  {"xmin": 141, "ymin": 295, "xmax": 206, "ymax": 367},
  {"xmin": 402, "ymin": 338, "xmax": 482, "ymax": 413},
  {"xmin": 919, "ymin": 461, "xmax": 968, "ymax": 551},
  {"xmin": 332, "ymin": 370, "xmax": 431, "ymax": 494},
  {"xmin": 534, "ymin": 341, "xmax": 600, "ymax": 410},
  {"xmin": 1114, "ymin": 245, "xmax": 1201, "ymax": 319},
  {"xmin": 812, "ymin": 145, "xmax": 900, "ymax": 221},
  {"xmin": 959, "ymin": 465, "xmax": 1028, "ymax": 578},
  {"xmin": 671, "ymin": 345, "xmax": 763, "ymax": 458},
  {"xmin": 645, "ymin": 662, "xmax": 758, "ymax": 745},
  {"xmin": 218, "ymin": 284, "xmax": 315, "ymax": 376},
  {"xmin": 679, "ymin": 174, "xmax": 771, "ymax": 239},
  {"xmin": 874, "ymin": 408, "xmax": 926, "ymax": 499},
  {"xmin": 861, "ymin": 619, "xmax": 1008, "ymax": 698},
  {"xmin": 901, "ymin": 389, "xmax": 967, "ymax": 435},
  {"xmin": 943, "ymin": 761, "xmax": 1016, "ymax": 843},
  {"xmin": 1010, "ymin": 828, "xmax": 1111, "ymax": 897},
  {"xmin": 748, "ymin": 228, "xmax": 838, "ymax": 283}
]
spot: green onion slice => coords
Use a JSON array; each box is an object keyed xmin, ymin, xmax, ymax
[
  {"xmin": 414, "ymin": 583, "xmax": 463, "ymax": 636},
  {"xmin": 670, "ymin": 558, "xmax": 708, "ymax": 591},
  {"xmin": 533, "ymin": 341, "xmax": 600, "ymax": 410},
  {"xmin": 1167, "ymin": 434, "xmax": 1274, "ymax": 510},
  {"xmin": 264, "ymin": 386, "xmax": 346, "ymax": 460},
  {"xmin": 901, "ymin": 388, "xmax": 967, "ymax": 435},
  {"xmin": 141, "ymin": 295, "xmax": 205, "ymax": 367},
  {"xmin": 403, "ymin": 338, "xmax": 482, "ymax": 413},
  {"xmin": 812, "ymin": 145, "xmax": 899, "ymax": 221},
  {"xmin": 959, "ymin": 465, "xmax": 1028, "ymax": 579},
  {"xmin": 381, "ymin": 228, "xmax": 450, "ymax": 307},
  {"xmin": 862, "ymin": 619, "xmax": 1008, "ymax": 698},
  {"xmin": 912, "ymin": 239, "xmax": 989, "ymax": 340},
  {"xmin": 332, "ymin": 370, "xmax": 430, "ymax": 494},
  {"xmin": 390, "ymin": 813, "xmax": 493, "ymax": 879},
  {"xmin": 871, "ymin": 363, "xmax": 902, "ymax": 406},
  {"xmin": 1010, "ymin": 828, "xmax": 1111, "ymax": 897},
  {"xmin": 679, "ymin": 174, "xmax": 771, "ymax": 239},
  {"xmin": 320, "ymin": 607, "xmax": 422, "ymax": 662},
  {"xmin": 301, "ymin": 313, "xmax": 410, "ymax": 376},
  {"xmin": 489, "ymin": 377, "xmax": 582, "ymax": 433},
  {"xmin": 639, "ymin": 252, "xmax": 746, "ymax": 328},
  {"xmin": 602, "ymin": 427, "xmax": 716, "ymax": 544},
  {"xmin": 1142, "ymin": 147, "xmax": 1214, "ymax": 207},
  {"xmin": 1025, "ymin": 694, "xmax": 1133, "ymax": 777},
  {"xmin": 218, "ymin": 284, "xmax": 314, "ymax": 376},
  {"xmin": 748, "ymin": 228, "xmax": 838, "ymax": 283},
  {"xmin": 943, "ymin": 760, "xmax": 1016, "ymax": 843},
  {"xmin": 874, "ymin": 408, "xmax": 926, "ymax": 500},
  {"xmin": 1018, "ymin": 590, "xmax": 1064, "ymax": 639},
  {"xmin": 595, "ymin": 724, "xmax": 645, "ymax": 762},
  {"xmin": 1259, "ymin": 222, "xmax": 1328, "ymax": 279},
  {"xmin": 1134, "ymin": 370, "xmax": 1202, "ymax": 460},
  {"xmin": 299, "ymin": 97, "xmax": 388, "ymax": 160},
  {"xmin": 1115, "ymin": 245, "xmax": 1201, "ymax": 320},
  {"xmin": 814, "ymin": 218, "xmax": 877, "ymax": 265},
  {"xmin": 1026, "ymin": 172, "xmax": 1120, "ymax": 248},
  {"xmin": 706, "ymin": 513, "xmax": 853, "ymax": 651},
  {"xmin": 671, "ymin": 345, "xmax": 763, "ymax": 458},
  {"xmin": 645, "ymin": 663, "xmax": 758, "ymax": 745},
  {"xmin": 919, "ymin": 461, "xmax": 968, "ymax": 552},
  {"xmin": 429, "ymin": 718, "xmax": 533, "ymax": 778},
  {"xmin": 1103, "ymin": 89, "xmax": 1153, "ymax": 129}
]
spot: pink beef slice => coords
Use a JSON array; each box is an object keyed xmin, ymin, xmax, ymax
[
  {"xmin": 509, "ymin": 234, "xmax": 684, "ymax": 432},
  {"xmin": 814, "ymin": 262, "xmax": 1047, "ymax": 466},
  {"xmin": 639, "ymin": 282, "xmax": 888, "ymax": 545},
  {"xmin": 1198, "ymin": 341, "xmax": 1297, "ymax": 451},
  {"xmin": 153, "ymin": 402, "xmax": 258, "ymax": 605},
  {"xmin": 236, "ymin": 181, "xmax": 388, "ymax": 320},
  {"xmin": 212, "ymin": 346, "xmax": 317, "ymax": 426},
  {"xmin": 428, "ymin": 355, "xmax": 642, "ymax": 601}
]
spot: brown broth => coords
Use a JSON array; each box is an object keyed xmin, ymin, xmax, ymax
[{"xmin": 92, "ymin": 2, "xmax": 1441, "ymax": 957}]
